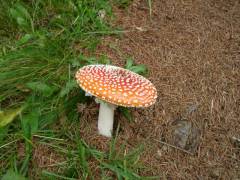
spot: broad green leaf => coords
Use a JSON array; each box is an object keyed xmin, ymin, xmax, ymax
[
  {"xmin": 16, "ymin": 17, "xmax": 29, "ymax": 27},
  {"xmin": 125, "ymin": 58, "xmax": 134, "ymax": 69},
  {"xmin": 118, "ymin": 107, "xmax": 132, "ymax": 122},
  {"xmin": 10, "ymin": 3, "xmax": 31, "ymax": 20},
  {"xmin": 128, "ymin": 65, "xmax": 147, "ymax": 75},
  {"xmin": 10, "ymin": 3, "xmax": 32, "ymax": 31},
  {"xmin": 9, "ymin": 8, "xmax": 21, "ymax": 20},
  {"xmin": 0, "ymin": 107, "xmax": 23, "ymax": 127},
  {"xmin": 21, "ymin": 110, "xmax": 39, "ymax": 138},
  {"xmin": 2, "ymin": 169, "xmax": 27, "ymax": 180},
  {"xmin": 17, "ymin": 34, "xmax": 33, "ymax": 46},
  {"xmin": 60, "ymin": 80, "xmax": 78, "ymax": 97},
  {"xmin": 15, "ymin": 3, "xmax": 31, "ymax": 20},
  {"xmin": 26, "ymin": 82, "xmax": 57, "ymax": 97},
  {"xmin": 125, "ymin": 58, "xmax": 147, "ymax": 75}
]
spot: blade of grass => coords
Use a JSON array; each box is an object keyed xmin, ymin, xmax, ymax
[{"xmin": 42, "ymin": 170, "xmax": 78, "ymax": 180}]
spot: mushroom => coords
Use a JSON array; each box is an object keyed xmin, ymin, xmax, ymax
[{"xmin": 75, "ymin": 64, "xmax": 157, "ymax": 137}]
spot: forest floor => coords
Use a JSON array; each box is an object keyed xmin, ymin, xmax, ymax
[{"xmin": 81, "ymin": 0, "xmax": 240, "ymax": 179}]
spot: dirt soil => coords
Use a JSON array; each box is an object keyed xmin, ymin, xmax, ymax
[{"xmin": 80, "ymin": 0, "xmax": 240, "ymax": 179}]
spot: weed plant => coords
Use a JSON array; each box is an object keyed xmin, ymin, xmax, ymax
[{"xmin": 0, "ymin": 0, "xmax": 153, "ymax": 179}]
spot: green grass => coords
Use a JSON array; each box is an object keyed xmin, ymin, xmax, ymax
[{"xmin": 0, "ymin": 0, "xmax": 152, "ymax": 179}]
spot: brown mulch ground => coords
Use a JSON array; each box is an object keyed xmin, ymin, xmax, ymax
[{"xmin": 79, "ymin": 0, "xmax": 240, "ymax": 179}]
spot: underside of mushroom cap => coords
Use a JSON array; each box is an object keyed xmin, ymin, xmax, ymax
[{"xmin": 75, "ymin": 64, "xmax": 157, "ymax": 107}]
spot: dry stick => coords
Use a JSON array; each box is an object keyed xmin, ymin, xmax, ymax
[
  {"xmin": 39, "ymin": 161, "xmax": 68, "ymax": 168},
  {"xmin": 0, "ymin": 139, "xmax": 18, "ymax": 149},
  {"xmin": 232, "ymin": 136, "xmax": 240, "ymax": 143},
  {"xmin": 154, "ymin": 139, "xmax": 194, "ymax": 155},
  {"xmin": 84, "ymin": 27, "xmax": 161, "ymax": 35},
  {"xmin": 33, "ymin": 134, "xmax": 65, "ymax": 141}
]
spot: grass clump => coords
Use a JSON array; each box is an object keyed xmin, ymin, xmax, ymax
[{"xmin": 0, "ymin": 0, "xmax": 151, "ymax": 179}]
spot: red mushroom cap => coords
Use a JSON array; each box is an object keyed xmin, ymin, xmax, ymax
[{"xmin": 75, "ymin": 65, "xmax": 157, "ymax": 107}]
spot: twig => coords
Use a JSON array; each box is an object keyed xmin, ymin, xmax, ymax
[
  {"xmin": 83, "ymin": 27, "xmax": 161, "ymax": 35},
  {"xmin": 154, "ymin": 139, "xmax": 194, "ymax": 155},
  {"xmin": 0, "ymin": 139, "xmax": 18, "ymax": 149},
  {"xmin": 232, "ymin": 136, "xmax": 240, "ymax": 143},
  {"xmin": 39, "ymin": 161, "xmax": 68, "ymax": 168},
  {"xmin": 33, "ymin": 134, "xmax": 65, "ymax": 141}
]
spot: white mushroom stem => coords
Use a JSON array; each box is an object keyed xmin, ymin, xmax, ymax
[{"xmin": 96, "ymin": 99, "xmax": 116, "ymax": 137}]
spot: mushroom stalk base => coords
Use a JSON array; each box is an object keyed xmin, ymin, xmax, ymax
[{"xmin": 98, "ymin": 102, "xmax": 116, "ymax": 137}]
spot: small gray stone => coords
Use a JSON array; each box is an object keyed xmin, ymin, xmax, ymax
[{"xmin": 172, "ymin": 119, "xmax": 200, "ymax": 153}]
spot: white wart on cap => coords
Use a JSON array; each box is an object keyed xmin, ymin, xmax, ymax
[{"xmin": 75, "ymin": 64, "xmax": 157, "ymax": 107}]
